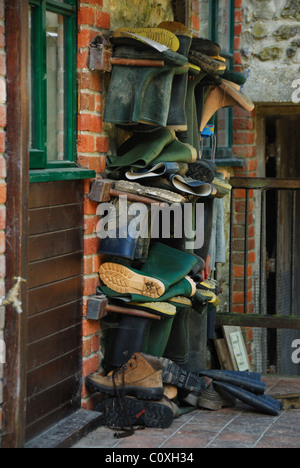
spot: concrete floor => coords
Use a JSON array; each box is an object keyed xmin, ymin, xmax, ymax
[{"xmin": 72, "ymin": 376, "xmax": 300, "ymax": 449}]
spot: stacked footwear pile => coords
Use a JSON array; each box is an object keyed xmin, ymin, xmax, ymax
[
  {"xmin": 85, "ymin": 23, "xmax": 279, "ymax": 434},
  {"xmin": 85, "ymin": 352, "xmax": 281, "ymax": 435}
]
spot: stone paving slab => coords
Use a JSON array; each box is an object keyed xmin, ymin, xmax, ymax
[{"xmin": 72, "ymin": 377, "xmax": 300, "ymax": 449}]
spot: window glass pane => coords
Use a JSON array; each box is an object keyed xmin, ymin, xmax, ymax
[
  {"xmin": 198, "ymin": 0, "xmax": 210, "ymax": 38},
  {"xmin": 46, "ymin": 11, "xmax": 65, "ymax": 161},
  {"xmin": 217, "ymin": 0, "xmax": 231, "ymax": 52},
  {"xmin": 216, "ymin": 108, "xmax": 229, "ymax": 147}
]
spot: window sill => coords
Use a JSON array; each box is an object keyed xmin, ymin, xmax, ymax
[
  {"xmin": 215, "ymin": 158, "xmax": 245, "ymax": 168},
  {"xmin": 29, "ymin": 167, "xmax": 96, "ymax": 183},
  {"xmin": 202, "ymin": 148, "xmax": 245, "ymax": 168}
]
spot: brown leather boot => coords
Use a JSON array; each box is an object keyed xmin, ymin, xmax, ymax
[{"xmin": 85, "ymin": 352, "xmax": 164, "ymax": 400}]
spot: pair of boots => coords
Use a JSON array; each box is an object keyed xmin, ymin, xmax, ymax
[
  {"xmin": 104, "ymin": 23, "xmax": 192, "ymax": 130},
  {"xmin": 85, "ymin": 352, "xmax": 207, "ymax": 431},
  {"xmin": 106, "ymin": 127, "xmax": 197, "ymax": 174}
]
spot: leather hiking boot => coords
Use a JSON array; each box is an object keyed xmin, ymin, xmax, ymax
[{"xmin": 85, "ymin": 352, "xmax": 164, "ymax": 400}]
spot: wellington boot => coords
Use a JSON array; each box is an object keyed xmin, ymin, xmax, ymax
[
  {"xmin": 188, "ymin": 50, "xmax": 226, "ymax": 74},
  {"xmin": 104, "ymin": 64, "xmax": 169, "ymax": 125},
  {"xmin": 159, "ymin": 21, "xmax": 193, "ymax": 131},
  {"xmin": 158, "ymin": 356, "xmax": 207, "ymax": 394},
  {"xmin": 105, "ymin": 315, "xmax": 152, "ymax": 367},
  {"xmin": 85, "ymin": 352, "xmax": 164, "ymax": 400},
  {"xmin": 127, "ymin": 301, "xmax": 177, "ymax": 318},
  {"xmin": 200, "ymin": 83, "xmax": 254, "ymax": 133},
  {"xmin": 191, "ymin": 37, "xmax": 221, "ymax": 57},
  {"xmin": 145, "ymin": 315, "xmax": 175, "ymax": 357},
  {"xmin": 198, "ymin": 369, "xmax": 266, "ymax": 395},
  {"xmin": 106, "ymin": 128, "xmax": 175, "ymax": 171},
  {"xmin": 99, "ymin": 276, "xmax": 197, "ymax": 304},
  {"xmin": 112, "ymin": 45, "xmax": 187, "ymax": 128},
  {"xmin": 125, "ymin": 162, "xmax": 188, "ymax": 181},
  {"xmin": 113, "ymin": 27, "xmax": 180, "ymax": 52},
  {"xmin": 149, "ymin": 138, "xmax": 197, "ymax": 166},
  {"xmin": 163, "ymin": 307, "xmax": 190, "ymax": 367},
  {"xmin": 177, "ymin": 65, "xmax": 207, "ymax": 154},
  {"xmin": 197, "ymin": 382, "xmax": 236, "ymax": 410},
  {"xmin": 99, "ymin": 242, "xmax": 199, "ymax": 298},
  {"xmin": 138, "ymin": 65, "xmax": 176, "ymax": 127},
  {"xmin": 98, "ymin": 198, "xmax": 150, "ymax": 261},
  {"xmin": 213, "ymin": 381, "xmax": 281, "ymax": 416}
]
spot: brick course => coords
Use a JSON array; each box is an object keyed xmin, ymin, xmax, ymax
[
  {"xmin": 77, "ymin": 0, "xmax": 113, "ymax": 408},
  {"xmin": 232, "ymin": 1, "xmax": 257, "ymax": 349}
]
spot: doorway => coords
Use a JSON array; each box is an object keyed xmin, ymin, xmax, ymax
[{"xmin": 262, "ymin": 108, "xmax": 300, "ymax": 374}]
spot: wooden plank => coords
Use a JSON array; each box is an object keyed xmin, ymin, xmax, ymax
[
  {"xmin": 26, "ymin": 349, "xmax": 81, "ymax": 397},
  {"xmin": 222, "ymin": 326, "xmax": 250, "ymax": 372},
  {"xmin": 29, "ymin": 180, "xmax": 82, "ymax": 209},
  {"xmin": 29, "ymin": 204, "xmax": 82, "ymax": 235},
  {"xmin": 25, "ymin": 376, "xmax": 81, "ymax": 428},
  {"xmin": 231, "ymin": 177, "xmax": 300, "ymax": 190},
  {"xmin": 27, "ymin": 324, "xmax": 82, "ymax": 371},
  {"xmin": 2, "ymin": 0, "xmax": 30, "ymax": 449},
  {"xmin": 28, "ymin": 228, "xmax": 83, "ymax": 262},
  {"xmin": 25, "ymin": 409, "xmax": 101, "ymax": 449},
  {"xmin": 27, "ymin": 300, "xmax": 81, "ymax": 343},
  {"xmin": 28, "ymin": 252, "xmax": 82, "ymax": 289},
  {"xmin": 28, "ymin": 276, "xmax": 82, "ymax": 316},
  {"xmin": 214, "ymin": 337, "xmax": 235, "ymax": 370},
  {"xmin": 216, "ymin": 312, "xmax": 300, "ymax": 329}
]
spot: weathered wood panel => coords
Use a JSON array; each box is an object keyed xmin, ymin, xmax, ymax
[{"xmin": 26, "ymin": 181, "xmax": 84, "ymax": 443}]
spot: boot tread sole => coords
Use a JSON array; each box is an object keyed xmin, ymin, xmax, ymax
[{"xmin": 100, "ymin": 262, "xmax": 165, "ymax": 299}]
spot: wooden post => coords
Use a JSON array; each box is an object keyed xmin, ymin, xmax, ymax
[{"xmin": 2, "ymin": 0, "xmax": 30, "ymax": 448}]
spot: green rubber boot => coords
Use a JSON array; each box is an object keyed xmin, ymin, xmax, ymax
[
  {"xmin": 145, "ymin": 316, "xmax": 175, "ymax": 357},
  {"xmin": 99, "ymin": 242, "xmax": 198, "ymax": 299},
  {"xmin": 99, "ymin": 276, "xmax": 197, "ymax": 304},
  {"xmin": 106, "ymin": 127, "xmax": 176, "ymax": 172},
  {"xmin": 177, "ymin": 64, "xmax": 207, "ymax": 154},
  {"xmin": 159, "ymin": 22, "xmax": 193, "ymax": 131},
  {"xmin": 111, "ymin": 44, "xmax": 188, "ymax": 128},
  {"xmin": 163, "ymin": 307, "xmax": 191, "ymax": 367},
  {"xmin": 104, "ymin": 63, "xmax": 167, "ymax": 125}
]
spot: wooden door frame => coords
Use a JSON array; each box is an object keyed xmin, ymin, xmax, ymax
[{"xmin": 2, "ymin": 0, "xmax": 30, "ymax": 448}]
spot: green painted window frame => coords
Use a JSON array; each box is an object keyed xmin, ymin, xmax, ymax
[
  {"xmin": 203, "ymin": 0, "xmax": 243, "ymax": 166},
  {"xmin": 29, "ymin": 0, "xmax": 95, "ymax": 180}
]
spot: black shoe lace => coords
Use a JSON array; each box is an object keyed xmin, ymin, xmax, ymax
[{"xmin": 106, "ymin": 356, "xmax": 144, "ymax": 439}]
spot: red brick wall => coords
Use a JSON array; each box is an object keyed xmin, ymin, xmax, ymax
[
  {"xmin": 231, "ymin": 0, "xmax": 257, "ymax": 355},
  {"xmin": 77, "ymin": 1, "xmax": 110, "ymax": 409}
]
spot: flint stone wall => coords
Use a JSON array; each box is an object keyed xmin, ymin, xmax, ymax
[
  {"xmin": 103, "ymin": 0, "xmax": 174, "ymax": 30},
  {"xmin": 241, "ymin": 0, "xmax": 300, "ymax": 102}
]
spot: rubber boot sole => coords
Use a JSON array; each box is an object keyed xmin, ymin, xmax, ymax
[
  {"xmin": 95, "ymin": 396, "xmax": 174, "ymax": 428},
  {"xmin": 159, "ymin": 356, "xmax": 206, "ymax": 393},
  {"xmin": 99, "ymin": 262, "xmax": 165, "ymax": 299}
]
